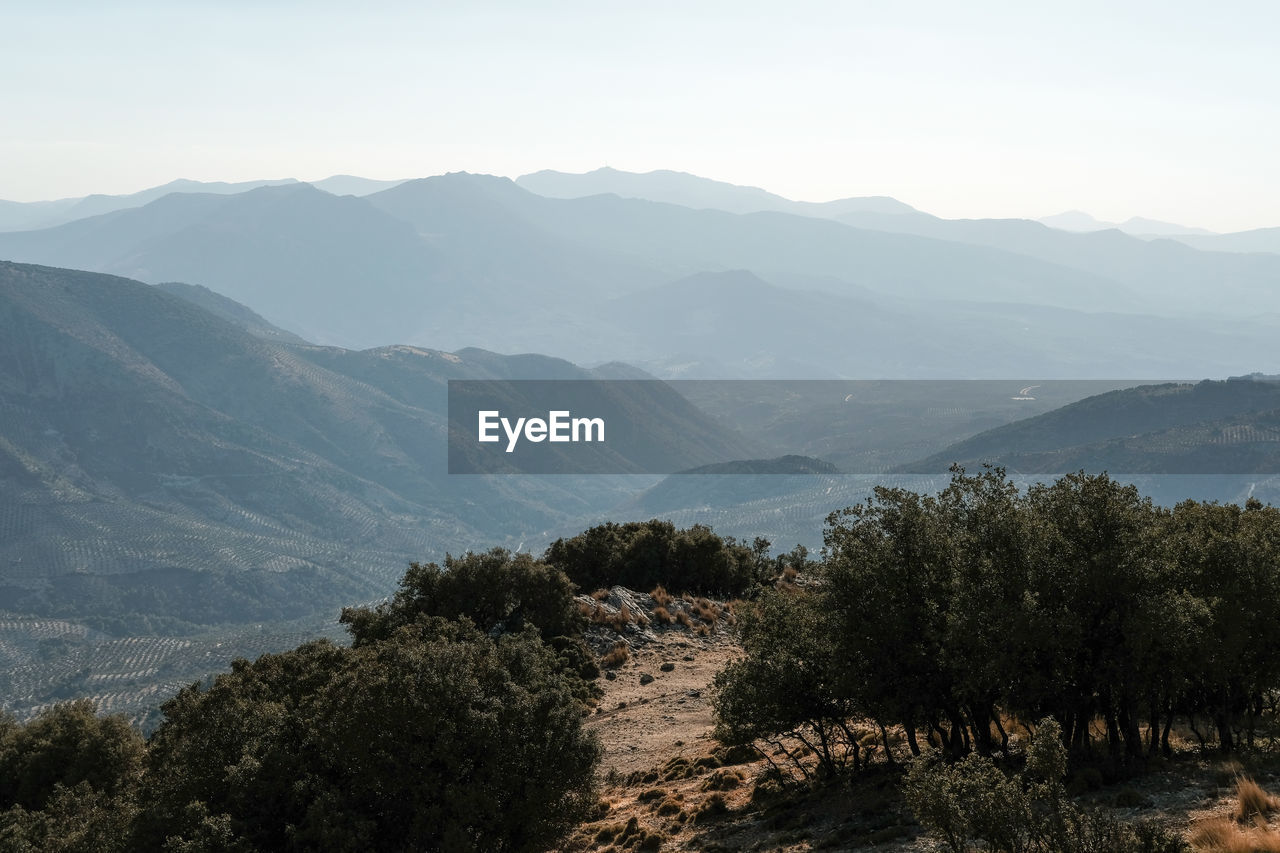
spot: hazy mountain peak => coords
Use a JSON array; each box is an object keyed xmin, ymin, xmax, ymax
[
  {"xmin": 515, "ymin": 167, "xmax": 919, "ymax": 219},
  {"xmin": 1040, "ymin": 210, "xmax": 1213, "ymax": 237},
  {"xmin": 1118, "ymin": 216, "xmax": 1215, "ymax": 236},
  {"xmin": 1039, "ymin": 210, "xmax": 1117, "ymax": 232},
  {"xmin": 308, "ymin": 175, "xmax": 408, "ymax": 196}
]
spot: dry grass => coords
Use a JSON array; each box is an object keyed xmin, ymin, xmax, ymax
[
  {"xmin": 691, "ymin": 598, "xmax": 719, "ymax": 625},
  {"xmin": 675, "ymin": 610, "xmax": 694, "ymax": 630},
  {"xmin": 1191, "ymin": 817, "xmax": 1280, "ymax": 852},
  {"xmin": 701, "ymin": 768, "xmax": 745, "ymax": 792},
  {"xmin": 591, "ymin": 588, "xmax": 611, "ymax": 601},
  {"xmin": 650, "ymin": 605, "xmax": 674, "ymax": 625},
  {"xmin": 1236, "ymin": 777, "xmax": 1279, "ymax": 823},
  {"xmin": 601, "ymin": 641, "xmax": 630, "ymax": 669},
  {"xmin": 650, "ymin": 585, "xmax": 672, "ymax": 607},
  {"xmin": 782, "ymin": 565, "xmax": 798, "ymax": 582},
  {"xmin": 583, "ymin": 601, "xmax": 644, "ymax": 633}
]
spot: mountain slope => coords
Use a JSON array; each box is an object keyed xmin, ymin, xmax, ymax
[
  {"xmin": 902, "ymin": 379, "xmax": 1280, "ymax": 474},
  {"xmin": 0, "ymin": 261, "xmax": 736, "ymax": 629},
  {"xmin": 582, "ymin": 270, "xmax": 1280, "ymax": 380}
]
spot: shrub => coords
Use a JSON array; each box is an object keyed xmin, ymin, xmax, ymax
[
  {"xmin": 1191, "ymin": 817, "xmax": 1280, "ymax": 852},
  {"xmin": 139, "ymin": 620, "xmax": 600, "ymax": 852},
  {"xmin": 602, "ymin": 641, "xmax": 630, "ymax": 669},
  {"xmin": 1234, "ymin": 776, "xmax": 1276, "ymax": 822},
  {"xmin": 905, "ymin": 718, "xmax": 1189, "ymax": 853},
  {"xmin": 545, "ymin": 520, "xmax": 771, "ymax": 596},
  {"xmin": 341, "ymin": 548, "xmax": 582, "ymax": 644},
  {"xmin": 694, "ymin": 793, "xmax": 728, "ymax": 820}
]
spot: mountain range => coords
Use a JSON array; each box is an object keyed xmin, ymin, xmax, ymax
[
  {"xmin": 0, "ymin": 175, "xmax": 407, "ymax": 232},
  {"xmin": 0, "ymin": 261, "xmax": 748, "ymax": 634},
  {"xmin": 3, "ymin": 165, "xmax": 1280, "ymax": 722},
  {"xmin": 1, "ymin": 172, "xmax": 1279, "ymax": 379}
]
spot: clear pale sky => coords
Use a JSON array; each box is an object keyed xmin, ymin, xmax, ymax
[{"xmin": 2, "ymin": 1, "xmax": 1276, "ymax": 232}]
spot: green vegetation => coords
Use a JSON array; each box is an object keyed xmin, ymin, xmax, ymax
[
  {"xmin": 139, "ymin": 622, "xmax": 597, "ymax": 852},
  {"xmin": 714, "ymin": 466, "xmax": 1280, "ymax": 771},
  {"xmin": 544, "ymin": 519, "xmax": 773, "ymax": 596},
  {"xmin": 902, "ymin": 718, "xmax": 1189, "ymax": 853},
  {"xmin": 5, "ymin": 473, "xmax": 1280, "ymax": 848},
  {"xmin": 0, "ymin": 555, "xmax": 601, "ymax": 852}
]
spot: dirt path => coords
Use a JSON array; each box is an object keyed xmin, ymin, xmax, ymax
[{"xmin": 587, "ymin": 631, "xmax": 738, "ymax": 779}]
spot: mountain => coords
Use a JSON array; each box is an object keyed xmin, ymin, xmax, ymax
[
  {"xmin": 0, "ymin": 261, "xmax": 737, "ymax": 633},
  {"xmin": 0, "ymin": 184, "xmax": 461, "ymax": 347},
  {"xmin": 1039, "ymin": 211, "xmax": 1213, "ymax": 237},
  {"xmin": 1172, "ymin": 227, "xmax": 1280, "ymax": 255},
  {"xmin": 0, "ymin": 178, "xmax": 300, "ymax": 232},
  {"xmin": 4, "ymin": 173, "xmax": 1280, "ymax": 378},
  {"xmin": 585, "ymin": 270, "xmax": 1280, "ymax": 380},
  {"xmin": 516, "ymin": 166, "xmax": 919, "ymax": 217},
  {"xmin": 155, "ymin": 282, "xmax": 308, "ymax": 344},
  {"xmin": 901, "ymin": 378, "xmax": 1280, "ymax": 476},
  {"xmin": 518, "ymin": 170, "xmax": 1279, "ymax": 317},
  {"xmin": 1119, "ymin": 216, "xmax": 1214, "ymax": 237},
  {"xmin": 379, "ymin": 174, "xmax": 1135, "ymax": 316},
  {"xmin": 308, "ymin": 175, "xmax": 408, "ymax": 196},
  {"xmin": 0, "ymin": 177, "xmax": 408, "ymax": 233},
  {"xmin": 1039, "ymin": 210, "xmax": 1117, "ymax": 232}
]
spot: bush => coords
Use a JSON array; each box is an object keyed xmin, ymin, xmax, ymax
[
  {"xmin": 138, "ymin": 620, "xmax": 600, "ymax": 852},
  {"xmin": 904, "ymin": 718, "xmax": 1189, "ymax": 853},
  {"xmin": 545, "ymin": 520, "xmax": 770, "ymax": 596},
  {"xmin": 340, "ymin": 548, "xmax": 582, "ymax": 645}
]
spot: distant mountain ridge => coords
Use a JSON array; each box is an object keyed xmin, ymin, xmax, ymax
[
  {"xmin": 1038, "ymin": 210, "xmax": 1214, "ymax": 236},
  {"xmin": 516, "ymin": 166, "xmax": 918, "ymax": 217},
  {"xmin": 3, "ymin": 171, "xmax": 1280, "ymax": 378},
  {"xmin": 0, "ymin": 175, "xmax": 409, "ymax": 232}
]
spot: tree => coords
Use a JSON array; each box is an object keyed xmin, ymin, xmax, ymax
[
  {"xmin": 0, "ymin": 700, "xmax": 144, "ymax": 813},
  {"xmin": 0, "ymin": 701, "xmax": 144, "ymax": 852},
  {"xmin": 712, "ymin": 587, "xmax": 860, "ymax": 779},
  {"xmin": 823, "ymin": 486, "xmax": 961, "ymax": 757}
]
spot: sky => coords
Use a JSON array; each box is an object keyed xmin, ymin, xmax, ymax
[{"xmin": 1, "ymin": 1, "xmax": 1276, "ymax": 232}]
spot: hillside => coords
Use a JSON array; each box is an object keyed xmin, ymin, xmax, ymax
[
  {"xmin": 902, "ymin": 378, "xmax": 1280, "ymax": 478},
  {"xmin": 0, "ymin": 261, "xmax": 725, "ymax": 633}
]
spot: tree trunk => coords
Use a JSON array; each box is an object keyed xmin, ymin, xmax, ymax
[{"xmin": 905, "ymin": 720, "xmax": 921, "ymax": 757}]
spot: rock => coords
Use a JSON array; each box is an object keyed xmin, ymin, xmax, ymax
[
  {"xmin": 605, "ymin": 670, "xmax": 616, "ymax": 680},
  {"xmin": 639, "ymin": 672, "xmax": 655, "ymax": 685},
  {"xmin": 660, "ymin": 662, "xmax": 675, "ymax": 672}
]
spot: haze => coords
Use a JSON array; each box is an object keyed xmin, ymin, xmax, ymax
[{"xmin": 2, "ymin": 1, "xmax": 1277, "ymax": 232}]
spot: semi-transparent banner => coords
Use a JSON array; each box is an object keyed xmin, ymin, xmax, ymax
[{"xmin": 447, "ymin": 378, "xmax": 1280, "ymax": 476}]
